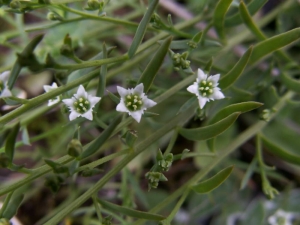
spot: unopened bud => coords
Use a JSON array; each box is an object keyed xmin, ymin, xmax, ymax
[
  {"xmin": 47, "ymin": 12, "xmax": 63, "ymax": 21},
  {"xmin": 67, "ymin": 139, "xmax": 82, "ymax": 158},
  {"xmin": 10, "ymin": 0, "xmax": 21, "ymax": 9},
  {"xmin": 87, "ymin": 0, "xmax": 100, "ymax": 9}
]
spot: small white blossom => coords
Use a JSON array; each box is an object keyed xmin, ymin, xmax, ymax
[
  {"xmin": 268, "ymin": 209, "xmax": 294, "ymax": 225},
  {"xmin": 62, "ymin": 85, "xmax": 101, "ymax": 121},
  {"xmin": 0, "ymin": 71, "xmax": 12, "ymax": 98},
  {"xmin": 43, "ymin": 82, "xmax": 61, "ymax": 106},
  {"xmin": 187, "ymin": 68, "xmax": 225, "ymax": 109},
  {"xmin": 116, "ymin": 83, "xmax": 156, "ymax": 123}
]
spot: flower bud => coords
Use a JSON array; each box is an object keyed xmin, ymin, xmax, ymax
[
  {"xmin": 145, "ymin": 172, "xmax": 168, "ymax": 191},
  {"xmin": 45, "ymin": 175, "xmax": 63, "ymax": 193},
  {"xmin": 67, "ymin": 139, "xmax": 83, "ymax": 158},
  {"xmin": 0, "ymin": 153, "xmax": 10, "ymax": 168},
  {"xmin": 260, "ymin": 109, "xmax": 272, "ymax": 122},
  {"xmin": 47, "ymin": 12, "xmax": 63, "ymax": 21},
  {"xmin": 87, "ymin": 0, "xmax": 100, "ymax": 9},
  {"xmin": 10, "ymin": 0, "xmax": 20, "ymax": 9}
]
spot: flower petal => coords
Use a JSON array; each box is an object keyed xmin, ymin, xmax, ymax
[
  {"xmin": 187, "ymin": 83, "xmax": 199, "ymax": 95},
  {"xmin": 198, "ymin": 97, "xmax": 208, "ymax": 109},
  {"xmin": 197, "ymin": 68, "xmax": 207, "ymax": 81},
  {"xmin": 75, "ymin": 85, "xmax": 87, "ymax": 99},
  {"xmin": 133, "ymin": 83, "xmax": 144, "ymax": 95},
  {"xmin": 212, "ymin": 88, "xmax": 225, "ymax": 99},
  {"xmin": 129, "ymin": 110, "xmax": 143, "ymax": 123},
  {"xmin": 0, "ymin": 88, "xmax": 12, "ymax": 98},
  {"xmin": 0, "ymin": 71, "xmax": 10, "ymax": 82},
  {"xmin": 143, "ymin": 98, "xmax": 156, "ymax": 108},
  {"xmin": 207, "ymin": 74, "xmax": 220, "ymax": 86},
  {"xmin": 62, "ymin": 98, "xmax": 74, "ymax": 107},
  {"xmin": 116, "ymin": 100, "xmax": 128, "ymax": 112},
  {"xmin": 117, "ymin": 86, "xmax": 129, "ymax": 98},
  {"xmin": 69, "ymin": 111, "xmax": 79, "ymax": 121},
  {"xmin": 82, "ymin": 110, "xmax": 93, "ymax": 120},
  {"xmin": 48, "ymin": 98, "xmax": 60, "ymax": 106},
  {"xmin": 89, "ymin": 95, "xmax": 101, "ymax": 107}
]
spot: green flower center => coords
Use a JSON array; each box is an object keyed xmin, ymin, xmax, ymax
[
  {"xmin": 125, "ymin": 94, "xmax": 143, "ymax": 111},
  {"xmin": 277, "ymin": 217, "xmax": 286, "ymax": 225},
  {"xmin": 198, "ymin": 80, "xmax": 213, "ymax": 97},
  {"xmin": 73, "ymin": 97, "xmax": 90, "ymax": 114}
]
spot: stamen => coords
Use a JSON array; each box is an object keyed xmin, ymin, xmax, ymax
[
  {"xmin": 79, "ymin": 98, "xmax": 83, "ymax": 102},
  {"xmin": 205, "ymin": 87, "xmax": 209, "ymax": 90},
  {"xmin": 208, "ymin": 82, "xmax": 212, "ymax": 86},
  {"xmin": 138, "ymin": 101, "xmax": 142, "ymax": 104},
  {"xmin": 202, "ymin": 93, "xmax": 206, "ymax": 96},
  {"xmin": 134, "ymin": 99, "xmax": 137, "ymax": 103},
  {"xmin": 133, "ymin": 105, "xmax": 137, "ymax": 110},
  {"xmin": 202, "ymin": 80, "xmax": 207, "ymax": 85},
  {"xmin": 79, "ymin": 103, "xmax": 83, "ymax": 106},
  {"xmin": 127, "ymin": 96, "xmax": 131, "ymax": 99},
  {"xmin": 74, "ymin": 102, "xmax": 78, "ymax": 105},
  {"xmin": 134, "ymin": 95, "xmax": 138, "ymax": 99},
  {"xmin": 83, "ymin": 107, "xmax": 87, "ymax": 111},
  {"xmin": 199, "ymin": 87, "xmax": 204, "ymax": 90},
  {"xmin": 209, "ymin": 90, "xmax": 213, "ymax": 93},
  {"xmin": 127, "ymin": 102, "xmax": 132, "ymax": 106},
  {"xmin": 85, "ymin": 101, "xmax": 89, "ymax": 104}
]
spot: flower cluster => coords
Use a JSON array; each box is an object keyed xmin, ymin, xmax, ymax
[{"xmin": 41, "ymin": 68, "xmax": 225, "ymax": 122}]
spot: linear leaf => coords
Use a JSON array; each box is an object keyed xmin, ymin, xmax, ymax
[
  {"xmin": 249, "ymin": 28, "xmax": 300, "ymax": 65},
  {"xmin": 261, "ymin": 135, "xmax": 300, "ymax": 166},
  {"xmin": 78, "ymin": 115, "xmax": 122, "ymax": 159},
  {"xmin": 179, "ymin": 112, "xmax": 240, "ymax": 141},
  {"xmin": 209, "ymin": 101, "xmax": 263, "ymax": 124},
  {"xmin": 219, "ymin": 46, "xmax": 253, "ymax": 90},
  {"xmin": 128, "ymin": 0, "xmax": 159, "ymax": 58},
  {"xmin": 225, "ymin": 0, "xmax": 268, "ymax": 27},
  {"xmin": 192, "ymin": 166, "xmax": 233, "ymax": 194},
  {"xmin": 281, "ymin": 72, "xmax": 300, "ymax": 93},
  {"xmin": 213, "ymin": 0, "xmax": 233, "ymax": 41},
  {"xmin": 98, "ymin": 199, "xmax": 165, "ymax": 221},
  {"xmin": 5, "ymin": 122, "xmax": 20, "ymax": 164},
  {"xmin": 2, "ymin": 193, "xmax": 24, "ymax": 220},
  {"xmin": 240, "ymin": 157, "xmax": 257, "ymax": 190},
  {"xmin": 138, "ymin": 37, "xmax": 172, "ymax": 93}
]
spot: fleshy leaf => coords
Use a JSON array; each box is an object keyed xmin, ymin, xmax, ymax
[
  {"xmin": 5, "ymin": 122, "xmax": 20, "ymax": 164},
  {"xmin": 213, "ymin": 0, "xmax": 233, "ymax": 42},
  {"xmin": 2, "ymin": 192, "xmax": 24, "ymax": 220},
  {"xmin": 138, "ymin": 37, "xmax": 172, "ymax": 93},
  {"xmin": 192, "ymin": 166, "xmax": 233, "ymax": 194},
  {"xmin": 219, "ymin": 46, "xmax": 253, "ymax": 90},
  {"xmin": 179, "ymin": 112, "xmax": 240, "ymax": 141},
  {"xmin": 128, "ymin": 0, "xmax": 159, "ymax": 58},
  {"xmin": 281, "ymin": 72, "xmax": 300, "ymax": 93},
  {"xmin": 208, "ymin": 101, "xmax": 263, "ymax": 124}
]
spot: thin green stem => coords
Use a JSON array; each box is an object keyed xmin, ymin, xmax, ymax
[
  {"xmin": 92, "ymin": 195, "xmax": 103, "ymax": 223},
  {"xmin": 164, "ymin": 130, "xmax": 178, "ymax": 155}
]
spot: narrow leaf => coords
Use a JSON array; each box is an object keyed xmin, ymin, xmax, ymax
[
  {"xmin": 2, "ymin": 193, "xmax": 24, "ymax": 220},
  {"xmin": 240, "ymin": 157, "xmax": 257, "ymax": 190},
  {"xmin": 249, "ymin": 28, "xmax": 300, "ymax": 65},
  {"xmin": 239, "ymin": 1, "xmax": 265, "ymax": 41},
  {"xmin": 98, "ymin": 199, "xmax": 165, "ymax": 221},
  {"xmin": 213, "ymin": 0, "xmax": 233, "ymax": 42},
  {"xmin": 138, "ymin": 36, "xmax": 172, "ymax": 92},
  {"xmin": 192, "ymin": 166, "xmax": 233, "ymax": 194},
  {"xmin": 128, "ymin": 0, "xmax": 159, "ymax": 58},
  {"xmin": 79, "ymin": 115, "xmax": 122, "ymax": 159},
  {"xmin": 281, "ymin": 72, "xmax": 300, "ymax": 93},
  {"xmin": 176, "ymin": 96, "xmax": 197, "ymax": 115},
  {"xmin": 179, "ymin": 112, "xmax": 240, "ymax": 141},
  {"xmin": 209, "ymin": 101, "xmax": 263, "ymax": 124},
  {"xmin": 219, "ymin": 46, "xmax": 253, "ymax": 90},
  {"xmin": 5, "ymin": 122, "xmax": 20, "ymax": 164},
  {"xmin": 96, "ymin": 42, "xmax": 107, "ymax": 97},
  {"xmin": 261, "ymin": 134, "xmax": 300, "ymax": 166},
  {"xmin": 225, "ymin": 0, "xmax": 268, "ymax": 27}
]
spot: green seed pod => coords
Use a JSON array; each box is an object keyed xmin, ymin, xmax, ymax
[
  {"xmin": 87, "ymin": 0, "xmax": 100, "ymax": 10},
  {"xmin": 67, "ymin": 139, "xmax": 83, "ymax": 158}
]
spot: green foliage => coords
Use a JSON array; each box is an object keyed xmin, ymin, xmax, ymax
[{"xmin": 0, "ymin": 0, "xmax": 300, "ymax": 224}]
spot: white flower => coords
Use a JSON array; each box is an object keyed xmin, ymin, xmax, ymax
[
  {"xmin": 62, "ymin": 85, "xmax": 101, "ymax": 121},
  {"xmin": 268, "ymin": 209, "xmax": 294, "ymax": 225},
  {"xmin": 116, "ymin": 83, "xmax": 156, "ymax": 123},
  {"xmin": 0, "ymin": 71, "xmax": 12, "ymax": 98},
  {"xmin": 43, "ymin": 82, "xmax": 61, "ymax": 106},
  {"xmin": 187, "ymin": 68, "xmax": 225, "ymax": 109}
]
